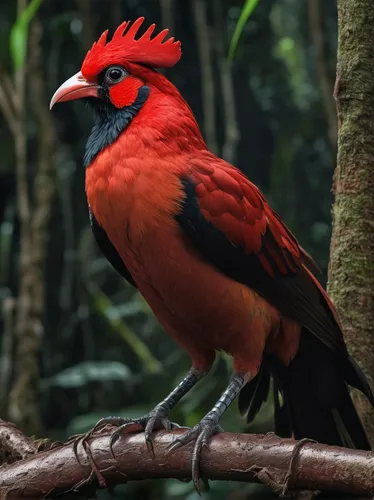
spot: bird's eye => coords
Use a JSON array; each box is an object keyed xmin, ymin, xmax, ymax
[{"xmin": 105, "ymin": 67, "xmax": 126, "ymax": 84}]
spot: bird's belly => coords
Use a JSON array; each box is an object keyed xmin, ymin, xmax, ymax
[{"xmin": 114, "ymin": 218, "xmax": 283, "ymax": 373}]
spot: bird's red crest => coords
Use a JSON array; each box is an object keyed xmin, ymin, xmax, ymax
[{"xmin": 81, "ymin": 17, "xmax": 182, "ymax": 80}]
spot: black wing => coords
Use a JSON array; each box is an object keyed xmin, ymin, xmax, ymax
[{"xmin": 89, "ymin": 208, "xmax": 137, "ymax": 288}]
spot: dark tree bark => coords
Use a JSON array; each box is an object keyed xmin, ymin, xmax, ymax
[
  {"xmin": 327, "ymin": 0, "xmax": 374, "ymax": 446},
  {"xmin": 0, "ymin": 419, "xmax": 37, "ymax": 465}
]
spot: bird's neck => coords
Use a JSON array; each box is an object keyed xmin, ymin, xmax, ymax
[
  {"xmin": 84, "ymin": 83, "xmax": 207, "ymax": 168},
  {"xmin": 83, "ymin": 86, "xmax": 149, "ymax": 167}
]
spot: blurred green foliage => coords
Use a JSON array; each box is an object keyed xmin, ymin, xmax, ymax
[
  {"xmin": 229, "ymin": 0, "xmax": 260, "ymax": 59},
  {"xmin": 10, "ymin": 0, "xmax": 43, "ymax": 71},
  {"xmin": 0, "ymin": 0, "xmax": 337, "ymax": 498}
]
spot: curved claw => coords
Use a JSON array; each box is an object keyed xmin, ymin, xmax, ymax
[
  {"xmin": 168, "ymin": 416, "xmax": 223, "ymax": 493},
  {"xmin": 191, "ymin": 425, "xmax": 221, "ymax": 493},
  {"xmin": 168, "ymin": 426, "xmax": 199, "ymax": 453},
  {"xmin": 144, "ymin": 416, "xmax": 175, "ymax": 457},
  {"xmin": 109, "ymin": 420, "xmax": 145, "ymax": 458},
  {"xmin": 72, "ymin": 416, "xmax": 130, "ymax": 468}
]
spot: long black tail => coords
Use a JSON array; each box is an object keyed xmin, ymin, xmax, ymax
[{"xmin": 239, "ymin": 331, "xmax": 373, "ymax": 450}]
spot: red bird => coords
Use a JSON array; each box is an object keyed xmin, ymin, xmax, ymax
[{"xmin": 51, "ymin": 18, "xmax": 373, "ymax": 486}]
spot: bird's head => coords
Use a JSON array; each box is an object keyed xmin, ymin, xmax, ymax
[{"xmin": 50, "ymin": 17, "xmax": 182, "ymax": 110}]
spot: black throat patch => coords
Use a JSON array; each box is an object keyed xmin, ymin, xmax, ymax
[{"xmin": 83, "ymin": 85, "xmax": 150, "ymax": 167}]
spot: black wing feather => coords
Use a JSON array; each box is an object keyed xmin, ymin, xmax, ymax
[{"xmin": 89, "ymin": 208, "xmax": 137, "ymax": 288}]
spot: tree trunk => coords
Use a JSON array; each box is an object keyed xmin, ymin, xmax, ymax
[
  {"xmin": 328, "ymin": 0, "xmax": 374, "ymax": 446},
  {"xmin": 8, "ymin": 19, "xmax": 57, "ymax": 436}
]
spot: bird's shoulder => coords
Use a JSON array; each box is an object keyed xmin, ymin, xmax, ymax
[{"xmin": 183, "ymin": 153, "xmax": 302, "ymax": 278}]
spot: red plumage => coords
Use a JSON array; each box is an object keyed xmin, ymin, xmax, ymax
[
  {"xmin": 191, "ymin": 159, "xmax": 301, "ymax": 276},
  {"xmin": 82, "ymin": 17, "xmax": 181, "ymax": 81},
  {"xmin": 51, "ymin": 17, "xmax": 374, "ymax": 489}
]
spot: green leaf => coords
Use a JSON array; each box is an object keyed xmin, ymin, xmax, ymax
[
  {"xmin": 10, "ymin": 0, "xmax": 44, "ymax": 72},
  {"xmin": 40, "ymin": 361, "xmax": 132, "ymax": 390},
  {"xmin": 228, "ymin": 0, "xmax": 260, "ymax": 60},
  {"xmin": 9, "ymin": 27, "xmax": 27, "ymax": 73}
]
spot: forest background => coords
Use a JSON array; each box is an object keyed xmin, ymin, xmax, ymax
[{"xmin": 0, "ymin": 0, "xmax": 356, "ymax": 498}]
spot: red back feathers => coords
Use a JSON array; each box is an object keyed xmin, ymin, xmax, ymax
[{"xmin": 81, "ymin": 17, "xmax": 182, "ymax": 80}]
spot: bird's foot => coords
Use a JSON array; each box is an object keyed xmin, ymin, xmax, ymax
[
  {"xmin": 98, "ymin": 406, "xmax": 181, "ymax": 457},
  {"xmin": 168, "ymin": 412, "xmax": 223, "ymax": 493},
  {"xmin": 73, "ymin": 406, "xmax": 181, "ymax": 462}
]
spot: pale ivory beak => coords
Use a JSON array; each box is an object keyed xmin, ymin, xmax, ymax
[{"xmin": 50, "ymin": 71, "xmax": 99, "ymax": 109}]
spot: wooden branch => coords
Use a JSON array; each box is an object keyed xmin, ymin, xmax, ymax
[
  {"xmin": 0, "ymin": 419, "xmax": 37, "ymax": 465},
  {"xmin": 1, "ymin": 426, "xmax": 374, "ymax": 498}
]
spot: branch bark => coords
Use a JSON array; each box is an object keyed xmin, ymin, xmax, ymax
[
  {"xmin": 0, "ymin": 420, "xmax": 37, "ymax": 465},
  {"xmin": 327, "ymin": 0, "xmax": 374, "ymax": 446},
  {"xmin": 1, "ymin": 427, "xmax": 374, "ymax": 497}
]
